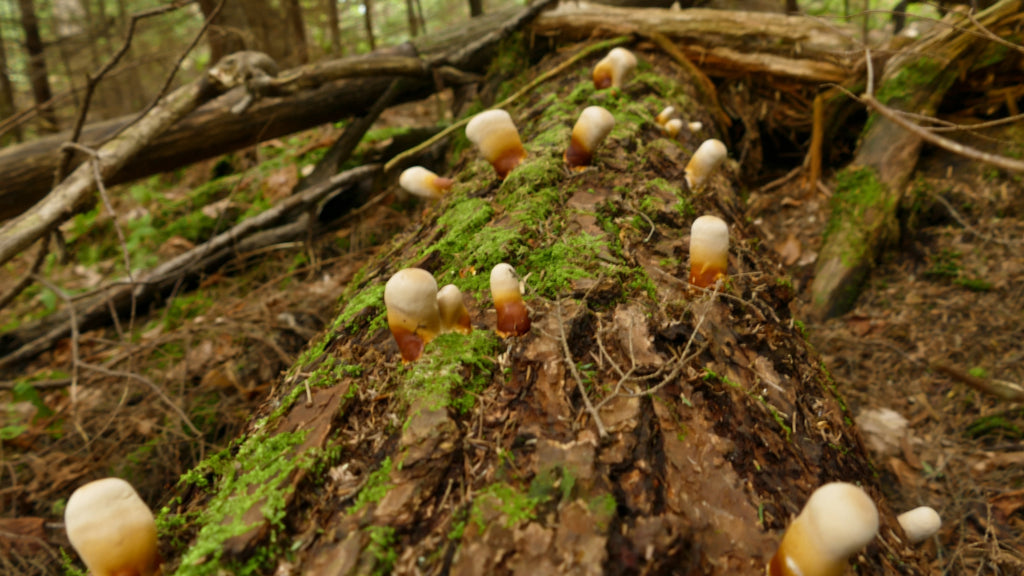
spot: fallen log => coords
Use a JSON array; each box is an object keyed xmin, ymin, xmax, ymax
[
  {"xmin": 150, "ymin": 40, "xmax": 928, "ymax": 576},
  {"xmin": 0, "ymin": 3, "xmax": 547, "ymax": 223},
  {"xmin": 809, "ymin": 0, "xmax": 1024, "ymax": 319}
]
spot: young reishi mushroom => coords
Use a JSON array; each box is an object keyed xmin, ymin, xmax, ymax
[
  {"xmin": 656, "ymin": 105, "xmax": 675, "ymax": 126},
  {"xmin": 592, "ymin": 47, "xmax": 637, "ymax": 90},
  {"xmin": 768, "ymin": 482, "xmax": 879, "ymax": 576},
  {"xmin": 399, "ymin": 166, "xmax": 454, "ymax": 200},
  {"xmin": 684, "ymin": 138, "xmax": 728, "ymax": 190},
  {"xmin": 662, "ymin": 118, "xmax": 683, "ymax": 139},
  {"xmin": 384, "ymin": 267, "xmax": 442, "ymax": 362},
  {"xmin": 897, "ymin": 506, "xmax": 941, "ymax": 544},
  {"xmin": 688, "ymin": 215, "xmax": 729, "ymax": 288},
  {"xmin": 465, "ymin": 109, "xmax": 527, "ymax": 179},
  {"xmin": 64, "ymin": 477, "xmax": 161, "ymax": 576},
  {"xmin": 437, "ymin": 284, "xmax": 472, "ymax": 335},
  {"xmin": 490, "ymin": 263, "xmax": 531, "ymax": 338},
  {"xmin": 565, "ymin": 106, "xmax": 615, "ymax": 170}
]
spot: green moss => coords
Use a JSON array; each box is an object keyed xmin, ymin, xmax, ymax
[
  {"xmin": 470, "ymin": 482, "xmax": 541, "ymax": 531},
  {"xmin": 169, "ymin": 430, "xmax": 311, "ymax": 575},
  {"xmin": 523, "ymin": 233, "xmax": 606, "ymax": 299},
  {"xmin": 353, "ymin": 457, "xmax": 394, "ymax": 511},
  {"xmin": 402, "ymin": 330, "xmax": 500, "ymax": 414},
  {"xmin": 822, "ymin": 166, "xmax": 895, "ymax": 268},
  {"xmin": 334, "ymin": 284, "xmax": 386, "ymax": 334},
  {"xmin": 364, "ymin": 525, "xmax": 398, "ymax": 575}
]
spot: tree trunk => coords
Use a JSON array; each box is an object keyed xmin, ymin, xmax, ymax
[
  {"xmin": 282, "ymin": 0, "xmax": 310, "ymax": 65},
  {"xmin": 327, "ymin": 0, "xmax": 343, "ymax": 55},
  {"xmin": 405, "ymin": 0, "xmax": 419, "ymax": 37},
  {"xmin": 16, "ymin": 0, "xmax": 59, "ymax": 133},
  {"xmin": 468, "ymin": 0, "xmax": 484, "ymax": 17},
  {"xmin": 156, "ymin": 38, "xmax": 927, "ymax": 576},
  {"xmin": 0, "ymin": 19, "xmax": 23, "ymax": 145},
  {"xmin": 363, "ymin": 0, "xmax": 377, "ymax": 51}
]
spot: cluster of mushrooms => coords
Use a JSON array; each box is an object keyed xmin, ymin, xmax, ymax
[{"xmin": 62, "ymin": 47, "xmax": 940, "ymax": 576}]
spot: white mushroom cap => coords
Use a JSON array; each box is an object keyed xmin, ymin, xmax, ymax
[
  {"xmin": 437, "ymin": 284, "xmax": 472, "ymax": 335},
  {"xmin": 465, "ymin": 109, "xmax": 526, "ymax": 178},
  {"xmin": 490, "ymin": 263, "xmax": 530, "ymax": 337},
  {"xmin": 399, "ymin": 166, "xmax": 453, "ymax": 200},
  {"xmin": 65, "ymin": 478, "xmax": 160, "ymax": 576},
  {"xmin": 384, "ymin": 268, "xmax": 442, "ymax": 361},
  {"xmin": 768, "ymin": 482, "xmax": 879, "ymax": 576},
  {"xmin": 684, "ymin": 138, "xmax": 728, "ymax": 190},
  {"xmin": 662, "ymin": 118, "xmax": 683, "ymax": 139},
  {"xmin": 897, "ymin": 506, "xmax": 941, "ymax": 544},
  {"xmin": 593, "ymin": 47, "xmax": 638, "ymax": 89},
  {"xmin": 656, "ymin": 106, "xmax": 676, "ymax": 126},
  {"xmin": 566, "ymin": 106, "xmax": 616, "ymax": 169},
  {"xmin": 689, "ymin": 215, "xmax": 729, "ymax": 287}
]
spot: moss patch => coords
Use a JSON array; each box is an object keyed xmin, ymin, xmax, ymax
[{"xmin": 402, "ymin": 330, "xmax": 500, "ymax": 414}]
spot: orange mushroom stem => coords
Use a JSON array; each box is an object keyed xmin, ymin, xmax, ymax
[
  {"xmin": 399, "ymin": 166, "xmax": 454, "ymax": 200},
  {"xmin": 384, "ymin": 268, "xmax": 442, "ymax": 362},
  {"xmin": 65, "ymin": 477, "xmax": 161, "ymax": 576},
  {"xmin": 565, "ymin": 106, "xmax": 615, "ymax": 170},
  {"xmin": 465, "ymin": 109, "xmax": 526, "ymax": 179},
  {"xmin": 437, "ymin": 284, "xmax": 472, "ymax": 335},
  {"xmin": 592, "ymin": 47, "xmax": 637, "ymax": 90},
  {"xmin": 768, "ymin": 482, "xmax": 879, "ymax": 576},
  {"xmin": 684, "ymin": 138, "xmax": 728, "ymax": 190},
  {"xmin": 490, "ymin": 263, "xmax": 531, "ymax": 338},
  {"xmin": 688, "ymin": 215, "xmax": 729, "ymax": 288}
]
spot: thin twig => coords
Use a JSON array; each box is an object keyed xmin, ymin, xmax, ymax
[
  {"xmin": 555, "ymin": 300, "xmax": 608, "ymax": 439},
  {"xmin": 78, "ymin": 361, "xmax": 202, "ymax": 436},
  {"xmin": 30, "ymin": 274, "xmax": 80, "ymax": 404},
  {"xmin": 931, "ymin": 193, "xmax": 1024, "ymax": 247},
  {"xmin": 0, "ymin": 238, "xmax": 48, "ymax": 311}
]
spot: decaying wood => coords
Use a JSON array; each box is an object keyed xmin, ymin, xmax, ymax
[
  {"xmin": 810, "ymin": 0, "xmax": 1024, "ymax": 319},
  {"xmin": 532, "ymin": 2, "xmax": 859, "ymax": 83},
  {"xmin": 0, "ymin": 165, "xmax": 380, "ymax": 372},
  {"xmin": 157, "ymin": 42, "xmax": 928, "ymax": 575},
  {"xmin": 0, "ymin": 3, "xmax": 541, "ymax": 223}
]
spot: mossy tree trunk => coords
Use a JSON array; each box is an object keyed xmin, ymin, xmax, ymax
[{"xmin": 158, "ymin": 37, "xmax": 928, "ymax": 576}]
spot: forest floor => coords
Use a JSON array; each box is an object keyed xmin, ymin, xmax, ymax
[{"xmin": 2, "ymin": 85, "xmax": 1023, "ymax": 575}]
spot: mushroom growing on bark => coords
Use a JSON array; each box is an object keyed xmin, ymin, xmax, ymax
[
  {"xmin": 768, "ymin": 482, "xmax": 879, "ymax": 576},
  {"xmin": 384, "ymin": 268, "xmax": 442, "ymax": 362},
  {"xmin": 490, "ymin": 263, "xmax": 531, "ymax": 338},
  {"xmin": 592, "ymin": 47, "xmax": 637, "ymax": 90},
  {"xmin": 565, "ymin": 106, "xmax": 615, "ymax": 170},
  {"xmin": 465, "ymin": 109, "xmax": 527, "ymax": 179},
  {"xmin": 437, "ymin": 284, "xmax": 472, "ymax": 335},
  {"xmin": 684, "ymin": 138, "xmax": 728, "ymax": 190},
  {"xmin": 688, "ymin": 215, "xmax": 729, "ymax": 288},
  {"xmin": 399, "ymin": 166, "xmax": 454, "ymax": 200},
  {"xmin": 64, "ymin": 477, "xmax": 161, "ymax": 576}
]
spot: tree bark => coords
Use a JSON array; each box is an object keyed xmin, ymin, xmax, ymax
[
  {"xmin": 363, "ymin": 0, "xmax": 377, "ymax": 51},
  {"xmin": 156, "ymin": 38, "xmax": 928, "ymax": 576},
  {"xmin": 282, "ymin": 0, "xmax": 310, "ymax": 65},
  {"xmin": 468, "ymin": 0, "xmax": 483, "ymax": 17},
  {"xmin": 327, "ymin": 0, "xmax": 343, "ymax": 55},
  {"xmin": 809, "ymin": 0, "xmax": 1024, "ymax": 319},
  {"xmin": 16, "ymin": 0, "xmax": 59, "ymax": 132},
  {"xmin": 0, "ymin": 19, "xmax": 23, "ymax": 145}
]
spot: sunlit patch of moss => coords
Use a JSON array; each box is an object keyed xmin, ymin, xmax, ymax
[
  {"xmin": 402, "ymin": 331, "xmax": 499, "ymax": 414},
  {"xmin": 823, "ymin": 166, "xmax": 895, "ymax": 269},
  {"xmin": 170, "ymin": 430, "xmax": 311, "ymax": 576},
  {"xmin": 498, "ymin": 155, "xmax": 565, "ymax": 225}
]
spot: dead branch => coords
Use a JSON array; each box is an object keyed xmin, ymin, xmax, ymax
[{"xmin": 0, "ymin": 165, "xmax": 380, "ymax": 372}]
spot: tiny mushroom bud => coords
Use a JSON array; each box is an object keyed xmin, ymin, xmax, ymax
[
  {"xmin": 689, "ymin": 215, "xmax": 729, "ymax": 288},
  {"xmin": 490, "ymin": 263, "xmax": 531, "ymax": 338},
  {"xmin": 437, "ymin": 284, "xmax": 472, "ymax": 335},
  {"xmin": 662, "ymin": 118, "xmax": 683, "ymax": 139},
  {"xmin": 768, "ymin": 482, "xmax": 879, "ymax": 576},
  {"xmin": 65, "ymin": 477, "xmax": 161, "ymax": 576},
  {"xmin": 399, "ymin": 166, "xmax": 454, "ymax": 200},
  {"xmin": 384, "ymin": 268, "xmax": 442, "ymax": 362},
  {"xmin": 465, "ymin": 109, "xmax": 526, "ymax": 179},
  {"xmin": 656, "ymin": 105, "xmax": 675, "ymax": 126},
  {"xmin": 684, "ymin": 138, "xmax": 728, "ymax": 190},
  {"xmin": 897, "ymin": 506, "xmax": 941, "ymax": 544},
  {"xmin": 688, "ymin": 121, "xmax": 703, "ymax": 132},
  {"xmin": 565, "ymin": 106, "xmax": 616, "ymax": 170},
  {"xmin": 592, "ymin": 47, "xmax": 638, "ymax": 90}
]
